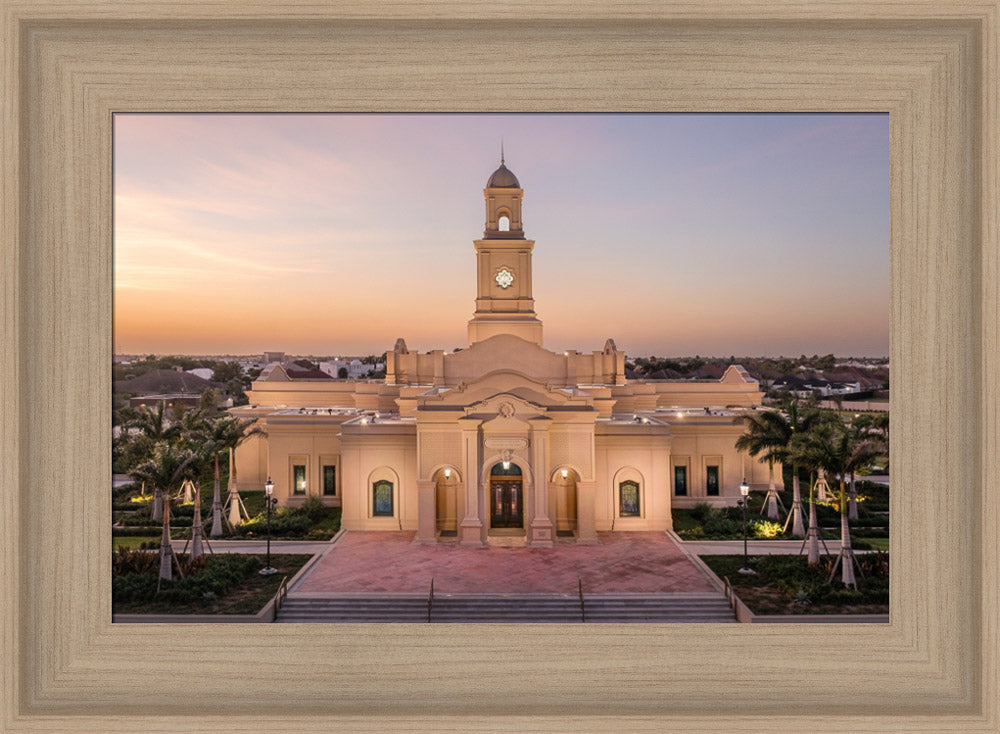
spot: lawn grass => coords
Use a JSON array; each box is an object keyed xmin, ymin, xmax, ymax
[
  {"xmin": 700, "ymin": 553, "xmax": 889, "ymax": 615},
  {"xmin": 853, "ymin": 536, "xmax": 890, "ymax": 551},
  {"xmin": 113, "ymin": 553, "xmax": 313, "ymax": 615},
  {"xmin": 112, "ymin": 535, "xmax": 160, "ymax": 550}
]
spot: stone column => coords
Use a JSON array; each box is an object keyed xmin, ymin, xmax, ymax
[
  {"xmin": 458, "ymin": 418, "xmax": 484, "ymax": 547},
  {"xmin": 576, "ymin": 479, "xmax": 599, "ymax": 544},
  {"xmin": 528, "ymin": 420, "xmax": 554, "ymax": 546},
  {"xmin": 413, "ymin": 479, "xmax": 437, "ymax": 544}
]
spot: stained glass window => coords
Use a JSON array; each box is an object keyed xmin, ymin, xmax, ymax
[
  {"xmin": 490, "ymin": 462, "xmax": 522, "ymax": 476},
  {"xmin": 323, "ymin": 465, "xmax": 336, "ymax": 496},
  {"xmin": 292, "ymin": 464, "xmax": 306, "ymax": 495},
  {"xmin": 674, "ymin": 466, "xmax": 687, "ymax": 496},
  {"xmin": 373, "ymin": 480, "xmax": 394, "ymax": 516},
  {"xmin": 619, "ymin": 480, "xmax": 640, "ymax": 517},
  {"xmin": 706, "ymin": 465, "xmax": 720, "ymax": 496}
]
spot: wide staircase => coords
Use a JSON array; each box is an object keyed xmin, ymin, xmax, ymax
[{"xmin": 275, "ymin": 591, "xmax": 736, "ymax": 623}]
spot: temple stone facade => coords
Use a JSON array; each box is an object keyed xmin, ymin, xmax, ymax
[{"xmin": 231, "ymin": 158, "xmax": 771, "ymax": 546}]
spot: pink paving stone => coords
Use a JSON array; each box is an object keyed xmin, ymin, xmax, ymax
[{"xmin": 296, "ymin": 531, "xmax": 717, "ymax": 594}]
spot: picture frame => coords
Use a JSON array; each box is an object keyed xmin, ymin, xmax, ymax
[{"xmin": 2, "ymin": 2, "xmax": 997, "ymax": 732}]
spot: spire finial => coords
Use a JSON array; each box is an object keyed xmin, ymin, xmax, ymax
[{"xmin": 501, "ymin": 138, "xmax": 504, "ymax": 165}]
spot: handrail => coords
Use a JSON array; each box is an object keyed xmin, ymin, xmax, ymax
[
  {"xmin": 275, "ymin": 575, "xmax": 289, "ymax": 612},
  {"xmin": 578, "ymin": 577, "xmax": 586, "ymax": 623},
  {"xmin": 722, "ymin": 575, "xmax": 753, "ymax": 623},
  {"xmin": 427, "ymin": 577, "xmax": 434, "ymax": 623},
  {"xmin": 723, "ymin": 576, "xmax": 735, "ymax": 613},
  {"xmin": 268, "ymin": 575, "xmax": 290, "ymax": 622}
]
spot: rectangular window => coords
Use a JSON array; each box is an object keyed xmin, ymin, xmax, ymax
[
  {"xmin": 674, "ymin": 466, "xmax": 688, "ymax": 496},
  {"xmin": 292, "ymin": 464, "xmax": 307, "ymax": 495},
  {"xmin": 373, "ymin": 480, "xmax": 394, "ymax": 516},
  {"xmin": 322, "ymin": 465, "xmax": 336, "ymax": 496},
  {"xmin": 706, "ymin": 465, "xmax": 720, "ymax": 496},
  {"xmin": 619, "ymin": 480, "xmax": 640, "ymax": 517}
]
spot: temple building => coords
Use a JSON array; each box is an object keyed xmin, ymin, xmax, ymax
[{"xmin": 231, "ymin": 157, "xmax": 770, "ymax": 546}]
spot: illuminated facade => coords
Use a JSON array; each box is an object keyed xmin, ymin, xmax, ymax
[{"xmin": 232, "ymin": 159, "xmax": 770, "ymax": 546}]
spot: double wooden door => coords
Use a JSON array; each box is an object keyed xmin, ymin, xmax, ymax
[{"xmin": 490, "ymin": 479, "xmax": 523, "ymax": 528}]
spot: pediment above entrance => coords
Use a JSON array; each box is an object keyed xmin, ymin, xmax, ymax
[
  {"xmin": 415, "ymin": 369, "xmax": 595, "ymax": 413},
  {"xmin": 475, "ymin": 394, "xmax": 544, "ymax": 430}
]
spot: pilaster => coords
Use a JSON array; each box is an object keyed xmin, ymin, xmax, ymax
[{"xmin": 528, "ymin": 419, "xmax": 554, "ymax": 546}]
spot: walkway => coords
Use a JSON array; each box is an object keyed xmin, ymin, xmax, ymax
[{"xmin": 293, "ymin": 531, "xmax": 718, "ymax": 594}]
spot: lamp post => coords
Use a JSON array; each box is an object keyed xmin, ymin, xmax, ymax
[
  {"xmin": 259, "ymin": 477, "xmax": 278, "ymax": 575},
  {"xmin": 737, "ymin": 478, "xmax": 756, "ymax": 575}
]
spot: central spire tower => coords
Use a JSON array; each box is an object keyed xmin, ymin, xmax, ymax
[{"xmin": 467, "ymin": 156, "xmax": 543, "ymax": 347}]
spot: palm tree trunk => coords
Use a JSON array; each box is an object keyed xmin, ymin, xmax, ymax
[
  {"xmin": 839, "ymin": 482, "xmax": 857, "ymax": 588},
  {"xmin": 157, "ymin": 494, "xmax": 173, "ymax": 587},
  {"xmin": 790, "ymin": 469, "xmax": 806, "ymax": 538},
  {"xmin": 764, "ymin": 460, "xmax": 779, "ymax": 520},
  {"xmin": 190, "ymin": 483, "xmax": 204, "ymax": 560},
  {"xmin": 152, "ymin": 486, "xmax": 163, "ymax": 522},
  {"xmin": 848, "ymin": 472, "xmax": 859, "ymax": 521},
  {"xmin": 210, "ymin": 452, "xmax": 223, "ymax": 537},
  {"xmin": 226, "ymin": 447, "xmax": 245, "ymax": 527},
  {"xmin": 806, "ymin": 476, "xmax": 820, "ymax": 565}
]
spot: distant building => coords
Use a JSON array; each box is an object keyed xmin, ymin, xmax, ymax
[
  {"xmin": 263, "ymin": 351, "xmax": 285, "ymax": 364},
  {"xmin": 232, "ymin": 159, "xmax": 771, "ymax": 547}
]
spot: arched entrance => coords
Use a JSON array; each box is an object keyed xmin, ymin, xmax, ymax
[
  {"xmin": 434, "ymin": 467, "xmax": 459, "ymax": 535},
  {"xmin": 489, "ymin": 462, "xmax": 523, "ymax": 529},
  {"xmin": 550, "ymin": 468, "xmax": 578, "ymax": 536}
]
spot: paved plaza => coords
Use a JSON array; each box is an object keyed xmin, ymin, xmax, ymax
[{"xmin": 293, "ymin": 531, "xmax": 718, "ymax": 595}]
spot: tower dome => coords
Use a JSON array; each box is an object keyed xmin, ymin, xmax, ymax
[{"xmin": 486, "ymin": 162, "xmax": 520, "ymax": 189}]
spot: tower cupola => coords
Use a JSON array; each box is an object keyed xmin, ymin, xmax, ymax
[
  {"xmin": 468, "ymin": 152, "xmax": 542, "ymax": 347},
  {"xmin": 483, "ymin": 150, "xmax": 524, "ymax": 239}
]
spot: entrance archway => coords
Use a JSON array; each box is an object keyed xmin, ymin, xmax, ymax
[
  {"xmin": 550, "ymin": 467, "xmax": 578, "ymax": 535},
  {"xmin": 489, "ymin": 462, "xmax": 523, "ymax": 529},
  {"xmin": 433, "ymin": 467, "xmax": 459, "ymax": 535}
]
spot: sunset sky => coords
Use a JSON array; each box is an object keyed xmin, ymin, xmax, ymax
[{"xmin": 114, "ymin": 113, "xmax": 889, "ymax": 358}]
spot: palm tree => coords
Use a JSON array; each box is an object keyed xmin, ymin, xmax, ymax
[
  {"xmin": 788, "ymin": 429, "xmax": 831, "ymax": 565},
  {"xmin": 845, "ymin": 414, "xmax": 888, "ymax": 520},
  {"xmin": 126, "ymin": 402, "xmax": 178, "ymax": 443},
  {"xmin": 736, "ymin": 397, "xmax": 822, "ymax": 535},
  {"xmin": 129, "ymin": 442, "xmax": 199, "ymax": 524},
  {"xmin": 777, "ymin": 397, "xmax": 823, "ymax": 537},
  {"xmin": 735, "ymin": 411, "xmax": 787, "ymax": 522},
  {"xmin": 202, "ymin": 416, "xmax": 261, "ymax": 536},
  {"xmin": 790, "ymin": 417, "xmax": 881, "ymax": 586}
]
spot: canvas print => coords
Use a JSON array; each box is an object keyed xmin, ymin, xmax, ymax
[{"xmin": 112, "ymin": 113, "xmax": 889, "ymax": 622}]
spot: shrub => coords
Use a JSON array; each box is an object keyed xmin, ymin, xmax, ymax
[
  {"xmin": 750, "ymin": 519, "xmax": 783, "ymax": 539},
  {"xmin": 690, "ymin": 503, "xmax": 714, "ymax": 524},
  {"xmin": 299, "ymin": 496, "xmax": 329, "ymax": 523}
]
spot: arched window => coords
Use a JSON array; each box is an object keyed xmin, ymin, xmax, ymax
[
  {"xmin": 373, "ymin": 480, "xmax": 394, "ymax": 516},
  {"xmin": 498, "ymin": 215, "xmax": 510, "ymax": 231},
  {"xmin": 619, "ymin": 480, "xmax": 640, "ymax": 517},
  {"xmin": 491, "ymin": 462, "xmax": 522, "ymax": 476}
]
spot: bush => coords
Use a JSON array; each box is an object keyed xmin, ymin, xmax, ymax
[
  {"xmin": 690, "ymin": 503, "xmax": 715, "ymax": 524},
  {"xmin": 299, "ymin": 496, "xmax": 329, "ymax": 523},
  {"xmin": 750, "ymin": 519, "xmax": 783, "ymax": 538}
]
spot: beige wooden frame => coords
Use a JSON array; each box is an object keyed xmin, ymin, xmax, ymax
[{"xmin": 2, "ymin": 2, "xmax": 998, "ymax": 732}]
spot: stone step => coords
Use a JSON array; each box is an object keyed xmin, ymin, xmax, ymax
[{"xmin": 275, "ymin": 593, "xmax": 736, "ymax": 623}]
